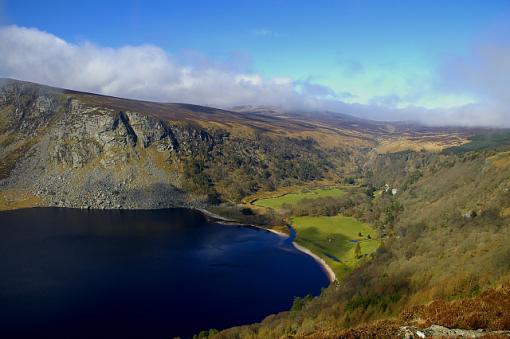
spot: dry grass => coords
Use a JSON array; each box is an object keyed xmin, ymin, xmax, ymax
[
  {"xmin": 70, "ymin": 85, "xmax": 474, "ymax": 154},
  {"xmin": 0, "ymin": 104, "xmax": 14, "ymax": 131},
  {"xmin": 302, "ymin": 284, "xmax": 510, "ymax": 338},
  {"xmin": 0, "ymin": 141, "xmax": 36, "ymax": 180},
  {"xmin": 376, "ymin": 136, "xmax": 468, "ymax": 153},
  {"xmin": 501, "ymin": 207, "xmax": 510, "ymax": 218},
  {"xmin": 286, "ymin": 129, "xmax": 374, "ymax": 149},
  {"xmin": 0, "ymin": 189, "xmax": 43, "ymax": 211},
  {"xmin": 402, "ymin": 284, "xmax": 510, "ymax": 331},
  {"xmin": 489, "ymin": 151, "xmax": 510, "ymax": 169},
  {"xmin": 304, "ymin": 320, "xmax": 401, "ymax": 338}
]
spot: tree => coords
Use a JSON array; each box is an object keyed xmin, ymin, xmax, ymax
[
  {"xmin": 291, "ymin": 294, "xmax": 313, "ymax": 312},
  {"xmin": 354, "ymin": 242, "xmax": 361, "ymax": 258}
]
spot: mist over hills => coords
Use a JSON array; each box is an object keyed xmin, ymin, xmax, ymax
[{"xmin": 2, "ymin": 22, "xmax": 509, "ymax": 128}]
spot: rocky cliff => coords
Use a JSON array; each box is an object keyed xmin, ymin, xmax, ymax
[
  {"xmin": 2, "ymin": 81, "xmax": 182, "ymax": 208},
  {"xmin": 0, "ymin": 79, "xmax": 344, "ymax": 209},
  {"xmin": 0, "ymin": 79, "xmax": 475, "ymax": 210}
]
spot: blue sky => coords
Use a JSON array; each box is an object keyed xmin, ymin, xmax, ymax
[{"xmin": 1, "ymin": 1, "xmax": 510, "ymax": 125}]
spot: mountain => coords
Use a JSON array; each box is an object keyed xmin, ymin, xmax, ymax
[
  {"xmin": 0, "ymin": 78, "xmax": 473, "ymax": 211},
  {"xmin": 2, "ymin": 78, "xmax": 510, "ymax": 337}
]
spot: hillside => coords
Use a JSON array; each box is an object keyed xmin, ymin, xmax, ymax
[
  {"xmin": 0, "ymin": 78, "xmax": 472, "ymax": 211},
  {"xmin": 0, "ymin": 79, "xmax": 338, "ymax": 210},
  {"xmin": 215, "ymin": 149, "xmax": 510, "ymax": 338},
  {"xmin": 2, "ymin": 79, "xmax": 510, "ymax": 338}
]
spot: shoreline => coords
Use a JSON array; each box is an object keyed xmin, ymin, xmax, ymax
[
  {"xmin": 198, "ymin": 208, "xmax": 290, "ymax": 237},
  {"xmin": 293, "ymin": 242, "xmax": 337, "ymax": 283},
  {"xmin": 213, "ymin": 218, "xmax": 291, "ymax": 238},
  {"xmin": 1, "ymin": 204, "xmax": 337, "ymax": 284},
  {"xmin": 196, "ymin": 208, "xmax": 236, "ymax": 222},
  {"xmin": 199, "ymin": 208, "xmax": 337, "ymax": 283}
]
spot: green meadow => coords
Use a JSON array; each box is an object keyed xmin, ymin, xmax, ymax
[
  {"xmin": 291, "ymin": 215, "xmax": 379, "ymax": 279},
  {"xmin": 253, "ymin": 187, "xmax": 345, "ymax": 209},
  {"xmin": 253, "ymin": 187, "xmax": 380, "ymax": 279}
]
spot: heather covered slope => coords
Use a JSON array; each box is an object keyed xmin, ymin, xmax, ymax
[{"xmin": 214, "ymin": 149, "xmax": 510, "ymax": 338}]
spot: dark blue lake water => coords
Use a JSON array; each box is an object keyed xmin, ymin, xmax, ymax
[{"xmin": 0, "ymin": 208, "xmax": 329, "ymax": 338}]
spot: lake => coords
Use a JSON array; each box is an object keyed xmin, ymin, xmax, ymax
[{"xmin": 0, "ymin": 208, "xmax": 329, "ymax": 338}]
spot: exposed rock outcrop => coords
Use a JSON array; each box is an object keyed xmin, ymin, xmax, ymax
[
  {"xmin": 0, "ymin": 80, "xmax": 216, "ymax": 209},
  {"xmin": 0, "ymin": 79, "xmax": 336, "ymax": 210}
]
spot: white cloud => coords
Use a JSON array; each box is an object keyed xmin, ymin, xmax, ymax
[
  {"xmin": 0, "ymin": 24, "xmax": 508, "ymax": 127},
  {"xmin": 435, "ymin": 24, "xmax": 510, "ymax": 127},
  {"xmin": 0, "ymin": 25, "xmax": 308, "ymax": 108}
]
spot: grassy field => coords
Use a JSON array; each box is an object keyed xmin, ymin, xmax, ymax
[
  {"xmin": 291, "ymin": 215, "xmax": 379, "ymax": 279},
  {"xmin": 251, "ymin": 187, "xmax": 379, "ymax": 279},
  {"xmin": 253, "ymin": 187, "xmax": 345, "ymax": 209}
]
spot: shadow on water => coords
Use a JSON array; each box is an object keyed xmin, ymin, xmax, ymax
[
  {"xmin": 0, "ymin": 207, "xmax": 329, "ymax": 338},
  {"xmin": 284, "ymin": 224, "xmax": 297, "ymax": 245}
]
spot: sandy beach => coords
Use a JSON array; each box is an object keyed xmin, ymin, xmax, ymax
[
  {"xmin": 199, "ymin": 208, "xmax": 337, "ymax": 283},
  {"xmin": 293, "ymin": 242, "xmax": 337, "ymax": 283}
]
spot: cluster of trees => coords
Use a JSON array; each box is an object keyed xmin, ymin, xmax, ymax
[
  {"xmin": 444, "ymin": 130, "xmax": 510, "ymax": 153},
  {"xmin": 208, "ymin": 205, "xmax": 285, "ymax": 228},
  {"xmin": 279, "ymin": 187, "xmax": 403, "ymax": 237},
  {"xmin": 179, "ymin": 129, "xmax": 346, "ymax": 203},
  {"xmin": 214, "ymin": 148, "xmax": 510, "ymax": 338}
]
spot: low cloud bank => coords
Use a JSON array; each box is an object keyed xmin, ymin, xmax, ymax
[{"xmin": 0, "ymin": 25, "xmax": 508, "ymax": 127}]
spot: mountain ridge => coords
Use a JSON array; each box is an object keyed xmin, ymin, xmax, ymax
[
  {"xmin": 2, "ymin": 78, "xmax": 510, "ymax": 338},
  {"xmin": 0, "ymin": 78, "xmax": 485, "ymax": 211}
]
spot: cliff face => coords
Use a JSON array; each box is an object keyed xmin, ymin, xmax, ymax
[
  {"xmin": 0, "ymin": 79, "xmax": 476, "ymax": 210},
  {"xmin": 0, "ymin": 80, "xmax": 338, "ymax": 209},
  {"xmin": 0, "ymin": 81, "xmax": 226, "ymax": 209}
]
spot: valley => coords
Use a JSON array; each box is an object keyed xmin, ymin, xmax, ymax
[
  {"xmin": 1, "ymin": 79, "xmax": 510, "ymax": 338},
  {"xmin": 216, "ymin": 142, "xmax": 510, "ymax": 338},
  {"xmin": 0, "ymin": 79, "xmax": 475, "ymax": 212},
  {"xmin": 3, "ymin": 2, "xmax": 510, "ymax": 338}
]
